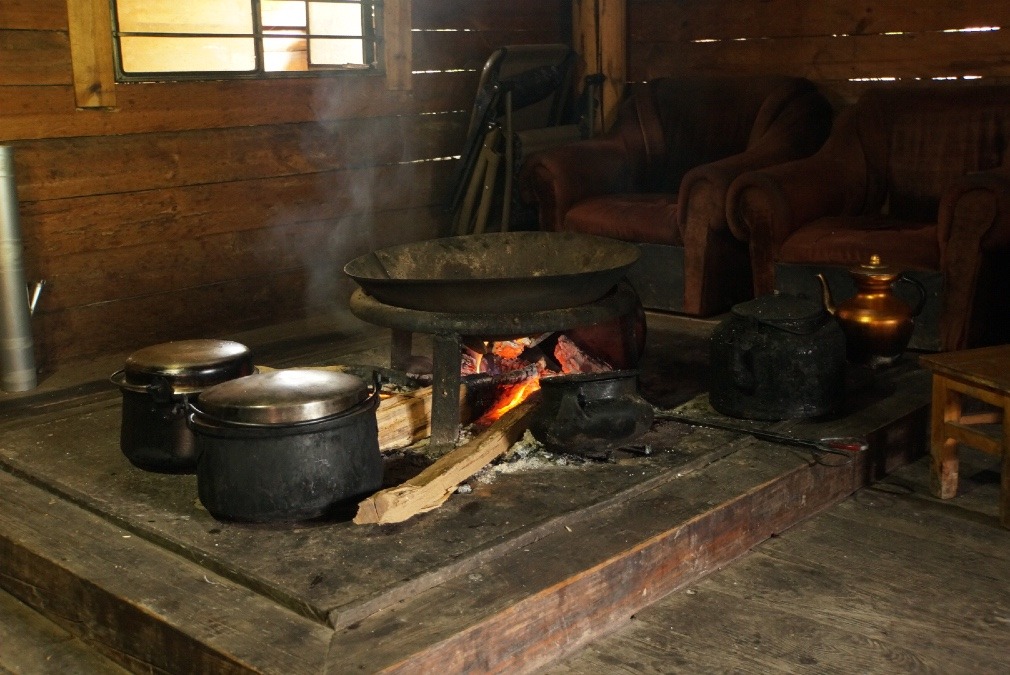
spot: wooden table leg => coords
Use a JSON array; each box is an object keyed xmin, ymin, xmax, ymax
[{"xmin": 930, "ymin": 374, "xmax": 961, "ymax": 500}]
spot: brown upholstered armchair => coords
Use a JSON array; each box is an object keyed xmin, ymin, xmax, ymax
[
  {"xmin": 519, "ymin": 76, "xmax": 833, "ymax": 316},
  {"xmin": 728, "ymin": 85, "xmax": 1010, "ymax": 351}
]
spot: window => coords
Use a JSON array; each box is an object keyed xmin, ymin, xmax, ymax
[{"xmin": 111, "ymin": 0, "xmax": 380, "ymax": 79}]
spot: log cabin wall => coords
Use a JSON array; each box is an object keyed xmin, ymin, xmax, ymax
[
  {"xmin": 629, "ymin": 0, "xmax": 1010, "ymax": 103},
  {"xmin": 7, "ymin": 0, "xmax": 1008, "ymax": 374},
  {"xmin": 0, "ymin": 0, "xmax": 569, "ymax": 373}
]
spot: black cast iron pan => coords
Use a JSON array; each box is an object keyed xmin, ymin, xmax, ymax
[{"xmin": 343, "ymin": 232, "xmax": 640, "ymax": 314}]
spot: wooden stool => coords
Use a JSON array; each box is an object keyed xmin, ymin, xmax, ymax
[{"xmin": 920, "ymin": 346, "xmax": 1010, "ymax": 528}]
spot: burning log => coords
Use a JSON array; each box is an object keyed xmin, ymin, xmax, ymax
[
  {"xmin": 490, "ymin": 332, "xmax": 552, "ymax": 360},
  {"xmin": 353, "ymin": 391, "xmax": 541, "ymax": 525},
  {"xmin": 554, "ymin": 334, "xmax": 612, "ymax": 374}
]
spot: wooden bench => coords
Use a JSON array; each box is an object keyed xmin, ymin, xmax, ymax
[{"xmin": 920, "ymin": 346, "xmax": 1010, "ymax": 528}]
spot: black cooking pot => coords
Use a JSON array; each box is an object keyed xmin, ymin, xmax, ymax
[
  {"xmin": 110, "ymin": 339, "xmax": 254, "ymax": 473},
  {"xmin": 709, "ymin": 294, "xmax": 847, "ymax": 421},
  {"xmin": 188, "ymin": 369, "xmax": 383, "ymax": 523},
  {"xmin": 528, "ymin": 370, "xmax": 654, "ymax": 457}
]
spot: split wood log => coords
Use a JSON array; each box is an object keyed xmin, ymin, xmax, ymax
[
  {"xmin": 375, "ymin": 386, "xmax": 431, "ymax": 451},
  {"xmin": 353, "ymin": 391, "xmax": 542, "ymax": 525}
]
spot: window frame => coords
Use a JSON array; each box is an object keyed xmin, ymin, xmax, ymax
[
  {"xmin": 65, "ymin": 0, "xmax": 411, "ymax": 108},
  {"xmin": 108, "ymin": 0, "xmax": 384, "ymax": 83}
]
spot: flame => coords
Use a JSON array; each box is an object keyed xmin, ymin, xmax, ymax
[{"xmin": 481, "ymin": 376, "xmax": 541, "ymax": 423}]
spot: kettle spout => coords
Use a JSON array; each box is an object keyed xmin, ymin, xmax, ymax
[{"xmin": 816, "ymin": 273, "xmax": 836, "ymax": 315}]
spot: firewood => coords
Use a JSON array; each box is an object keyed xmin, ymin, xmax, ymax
[
  {"xmin": 353, "ymin": 391, "xmax": 541, "ymax": 525},
  {"xmin": 375, "ymin": 387, "xmax": 432, "ymax": 451},
  {"xmin": 554, "ymin": 334, "xmax": 612, "ymax": 373}
]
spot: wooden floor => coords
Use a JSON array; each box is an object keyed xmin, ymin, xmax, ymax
[
  {"xmin": 1, "ymin": 310, "xmax": 1002, "ymax": 673},
  {"xmin": 548, "ymin": 450, "xmax": 1010, "ymax": 674}
]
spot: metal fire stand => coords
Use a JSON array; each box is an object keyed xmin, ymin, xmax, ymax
[{"xmin": 349, "ymin": 282, "xmax": 640, "ymax": 450}]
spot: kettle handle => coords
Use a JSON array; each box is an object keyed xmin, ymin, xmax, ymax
[{"xmin": 897, "ymin": 274, "xmax": 927, "ymax": 317}]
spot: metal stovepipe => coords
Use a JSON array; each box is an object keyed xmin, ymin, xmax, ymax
[{"xmin": 0, "ymin": 145, "xmax": 37, "ymax": 392}]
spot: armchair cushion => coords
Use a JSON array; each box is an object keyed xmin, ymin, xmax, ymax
[
  {"xmin": 778, "ymin": 217, "xmax": 940, "ymax": 271},
  {"xmin": 566, "ymin": 194, "xmax": 681, "ymax": 245}
]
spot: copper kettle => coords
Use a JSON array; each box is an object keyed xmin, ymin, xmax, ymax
[{"xmin": 817, "ymin": 255, "xmax": 926, "ymax": 368}]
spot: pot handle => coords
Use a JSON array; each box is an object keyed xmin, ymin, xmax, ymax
[
  {"xmin": 897, "ymin": 274, "xmax": 927, "ymax": 317},
  {"xmin": 367, "ymin": 371, "xmax": 383, "ymax": 405},
  {"xmin": 146, "ymin": 375, "xmax": 175, "ymax": 403}
]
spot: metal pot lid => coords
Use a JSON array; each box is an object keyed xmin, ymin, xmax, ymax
[
  {"xmin": 116, "ymin": 339, "xmax": 254, "ymax": 394},
  {"xmin": 194, "ymin": 369, "xmax": 370, "ymax": 425},
  {"xmin": 849, "ymin": 254, "xmax": 901, "ymax": 280},
  {"xmin": 731, "ymin": 294, "xmax": 825, "ymax": 333}
]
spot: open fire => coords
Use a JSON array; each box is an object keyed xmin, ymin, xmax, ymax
[{"xmin": 462, "ymin": 331, "xmax": 615, "ymax": 425}]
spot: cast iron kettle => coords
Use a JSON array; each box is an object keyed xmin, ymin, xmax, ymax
[
  {"xmin": 818, "ymin": 255, "xmax": 926, "ymax": 368},
  {"xmin": 110, "ymin": 339, "xmax": 255, "ymax": 473},
  {"xmin": 188, "ymin": 368, "xmax": 384, "ymax": 523},
  {"xmin": 528, "ymin": 370, "xmax": 654, "ymax": 458},
  {"xmin": 709, "ymin": 294, "xmax": 847, "ymax": 421}
]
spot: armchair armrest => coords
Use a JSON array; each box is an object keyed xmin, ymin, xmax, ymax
[
  {"xmin": 936, "ymin": 167, "xmax": 1010, "ymax": 349},
  {"xmin": 679, "ymin": 144, "xmax": 820, "ymax": 236},
  {"xmin": 726, "ymin": 153, "xmax": 859, "ymax": 243},
  {"xmin": 519, "ymin": 136, "xmax": 632, "ymax": 231},
  {"xmin": 938, "ymin": 167, "xmax": 1010, "ymax": 249},
  {"xmin": 726, "ymin": 152, "xmax": 864, "ymax": 295}
]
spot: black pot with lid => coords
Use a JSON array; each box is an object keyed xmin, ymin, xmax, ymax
[
  {"xmin": 188, "ymin": 369, "xmax": 384, "ymax": 523},
  {"xmin": 709, "ymin": 294, "xmax": 847, "ymax": 421},
  {"xmin": 110, "ymin": 339, "xmax": 255, "ymax": 473}
]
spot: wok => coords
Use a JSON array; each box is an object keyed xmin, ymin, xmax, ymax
[{"xmin": 343, "ymin": 232, "xmax": 640, "ymax": 313}]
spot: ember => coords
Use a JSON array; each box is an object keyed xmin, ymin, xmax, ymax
[{"xmin": 466, "ymin": 330, "xmax": 618, "ymax": 427}]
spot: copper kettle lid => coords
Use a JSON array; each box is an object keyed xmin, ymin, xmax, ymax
[{"xmin": 849, "ymin": 254, "xmax": 901, "ymax": 280}]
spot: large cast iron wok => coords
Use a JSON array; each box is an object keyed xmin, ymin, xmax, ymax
[{"xmin": 344, "ymin": 232, "xmax": 640, "ymax": 314}]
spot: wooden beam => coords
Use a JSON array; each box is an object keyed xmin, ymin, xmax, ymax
[
  {"xmin": 573, "ymin": 0, "xmax": 626, "ymax": 133},
  {"xmin": 383, "ymin": 0, "xmax": 412, "ymax": 91},
  {"xmin": 65, "ymin": 0, "xmax": 116, "ymax": 108}
]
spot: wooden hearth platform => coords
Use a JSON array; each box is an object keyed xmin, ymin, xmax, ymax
[{"xmin": 0, "ymin": 322, "xmax": 930, "ymax": 674}]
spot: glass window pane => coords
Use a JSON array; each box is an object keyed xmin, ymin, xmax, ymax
[
  {"xmin": 120, "ymin": 36, "xmax": 256, "ymax": 72},
  {"xmin": 309, "ymin": 37, "xmax": 364, "ymax": 65},
  {"xmin": 264, "ymin": 36, "xmax": 308, "ymax": 71},
  {"xmin": 117, "ymin": 0, "xmax": 253, "ymax": 35},
  {"xmin": 261, "ymin": 1, "xmax": 307, "ymax": 32},
  {"xmin": 309, "ymin": 2, "xmax": 362, "ymax": 37}
]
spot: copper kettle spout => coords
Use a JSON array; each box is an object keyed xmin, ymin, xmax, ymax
[{"xmin": 816, "ymin": 273, "xmax": 836, "ymax": 316}]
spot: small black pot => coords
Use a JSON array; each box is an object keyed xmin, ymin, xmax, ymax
[
  {"xmin": 529, "ymin": 370, "xmax": 654, "ymax": 457},
  {"xmin": 111, "ymin": 339, "xmax": 255, "ymax": 473},
  {"xmin": 188, "ymin": 369, "xmax": 383, "ymax": 523}
]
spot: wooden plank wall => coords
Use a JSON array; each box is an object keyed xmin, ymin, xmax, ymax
[
  {"xmin": 629, "ymin": 0, "xmax": 1010, "ymax": 103},
  {"xmin": 7, "ymin": 0, "xmax": 1007, "ymax": 372},
  {"xmin": 0, "ymin": 0, "xmax": 568, "ymax": 371}
]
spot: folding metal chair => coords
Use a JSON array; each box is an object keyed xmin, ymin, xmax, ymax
[{"xmin": 449, "ymin": 44, "xmax": 599, "ymax": 235}]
